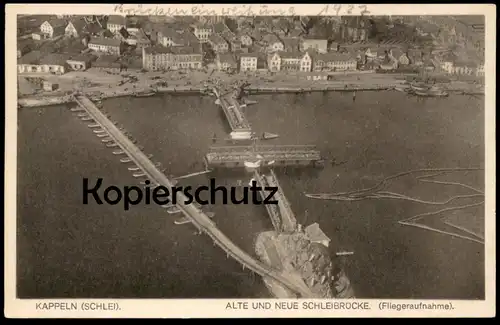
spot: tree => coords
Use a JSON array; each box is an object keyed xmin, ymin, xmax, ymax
[{"xmin": 224, "ymin": 18, "xmax": 238, "ymax": 33}]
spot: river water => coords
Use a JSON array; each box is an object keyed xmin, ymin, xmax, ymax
[{"xmin": 17, "ymin": 91, "xmax": 485, "ymax": 299}]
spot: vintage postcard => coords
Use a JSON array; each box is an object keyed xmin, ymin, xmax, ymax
[{"xmin": 4, "ymin": 3, "xmax": 496, "ymax": 318}]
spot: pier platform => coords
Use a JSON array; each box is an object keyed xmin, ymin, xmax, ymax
[{"xmin": 205, "ymin": 145, "xmax": 323, "ymax": 169}]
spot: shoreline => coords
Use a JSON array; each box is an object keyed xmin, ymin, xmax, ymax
[{"xmin": 18, "ymin": 83, "xmax": 484, "ymax": 108}]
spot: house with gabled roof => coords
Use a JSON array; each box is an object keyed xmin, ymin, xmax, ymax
[
  {"xmin": 65, "ymin": 18, "xmax": 87, "ymax": 38},
  {"xmin": 208, "ymin": 33, "xmax": 229, "ymax": 53},
  {"xmin": 40, "ymin": 18, "xmax": 66, "ymax": 38},
  {"xmin": 107, "ymin": 15, "xmax": 127, "ymax": 33},
  {"xmin": 215, "ymin": 53, "xmax": 237, "ymax": 72}
]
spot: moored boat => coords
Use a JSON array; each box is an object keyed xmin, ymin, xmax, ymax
[
  {"xmin": 134, "ymin": 90, "xmax": 157, "ymax": 97},
  {"xmin": 261, "ymin": 132, "xmax": 279, "ymax": 140},
  {"xmin": 414, "ymin": 89, "xmax": 449, "ymax": 97}
]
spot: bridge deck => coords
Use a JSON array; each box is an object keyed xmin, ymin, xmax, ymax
[
  {"xmin": 254, "ymin": 170, "xmax": 297, "ymax": 233},
  {"xmin": 73, "ymin": 94, "xmax": 315, "ymax": 298},
  {"xmin": 214, "ymin": 88, "xmax": 251, "ymax": 132},
  {"xmin": 206, "ymin": 145, "xmax": 323, "ymax": 168}
]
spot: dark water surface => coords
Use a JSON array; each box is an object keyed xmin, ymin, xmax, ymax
[{"xmin": 17, "ymin": 91, "xmax": 485, "ymax": 299}]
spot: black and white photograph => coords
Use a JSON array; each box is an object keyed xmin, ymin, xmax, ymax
[{"xmin": 6, "ymin": 3, "xmax": 495, "ymax": 318}]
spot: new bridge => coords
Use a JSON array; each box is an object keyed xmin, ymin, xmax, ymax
[{"xmin": 253, "ymin": 169, "xmax": 298, "ymax": 234}]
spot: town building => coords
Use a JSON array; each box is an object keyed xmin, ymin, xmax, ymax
[
  {"xmin": 476, "ymin": 62, "xmax": 485, "ymax": 77},
  {"xmin": 124, "ymin": 29, "xmax": 151, "ymax": 49},
  {"xmin": 65, "ymin": 18, "xmax": 87, "ymax": 38},
  {"xmin": 17, "ymin": 51, "xmax": 75, "ymax": 75},
  {"xmin": 281, "ymin": 37, "xmax": 301, "ymax": 53},
  {"xmin": 66, "ymin": 54, "xmax": 96, "ymax": 71},
  {"xmin": 452, "ymin": 61, "xmax": 475, "ymax": 75},
  {"xmin": 379, "ymin": 56, "xmax": 398, "ymax": 71},
  {"xmin": 208, "ymin": 34, "xmax": 229, "ymax": 53},
  {"xmin": 40, "ymin": 18, "xmax": 66, "ymax": 39},
  {"xmin": 88, "ymin": 37, "xmax": 122, "ymax": 55},
  {"xmin": 277, "ymin": 51, "xmax": 313, "ymax": 72},
  {"xmin": 43, "ymin": 80, "xmax": 58, "ymax": 92},
  {"xmin": 312, "ymin": 53, "xmax": 357, "ymax": 72},
  {"xmin": 142, "ymin": 45, "xmax": 203, "ymax": 71},
  {"xmin": 239, "ymin": 33, "xmax": 253, "ymax": 47},
  {"xmin": 114, "ymin": 27, "xmax": 130, "ymax": 42},
  {"xmin": 439, "ymin": 52, "xmax": 458, "ymax": 74},
  {"xmin": 389, "ymin": 48, "xmax": 411, "ymax": 66},
  {"xmin": 262, "ymin": 33, "xmax": 284, "ymax": 53},
  {"xmin": 215, "ymin": 53, "xmax": 237, "ymax": 72},
  {"xmin": 107, "ymin": 15, "xmax": 127, "ymax": 34},
  {"xmin": 125, "ymin": 21, "xmax": 141, "ymax": 36},
  {"xmin": 239, "ymin": 53, "xmax": 259, "ymax": 72},
  {"xmin": 300, "ymin": 37, "xmax": 328, "ymax": 54},
  {"xmin": 17, "ymin": 50, "xmax": 44, "ymax": 74},
  {"xmin": 92, "ymin": 55, "xmax": 122, "ymax": 73},
  {"xmin": 197, "ymin": 16, "xmax": 225, "ymax": 25},
  {"xmin": 192, "ymin": 23, "xmax": 213, "ymax": 43},
  {"xmin": 267, "ymin": 52, "xmax": 281, "ymax": 72},
  {"xmin": 158, "ymin": 28, "xmax": 199, "ymax": 48}
]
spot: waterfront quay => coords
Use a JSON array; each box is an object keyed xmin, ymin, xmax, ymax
[{"xmin": 204, "ymin": 144, "xmax": 324, "ymax": 170}]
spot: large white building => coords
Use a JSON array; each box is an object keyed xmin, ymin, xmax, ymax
[{"xmin": 239, "ymin": 53, "xmax": 258, "ymax": 72}]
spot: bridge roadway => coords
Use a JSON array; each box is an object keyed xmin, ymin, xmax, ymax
[
  {"xmin": 254, "ymin": 169, "xmax": 297, "ymax": 234},
  {"xmin": 205, "ymin": 144, "xmax": 322, "ymax": 167},
  {"xmin": 212, "ymin": 87, "xmax": 252, "ymax": 132},
  {"xmin": 73, "ymin": 94, "xmax": 316, "ymax": 298}
]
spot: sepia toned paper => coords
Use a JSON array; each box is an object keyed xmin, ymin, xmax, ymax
[{"xmin": 4, "ymin": 3, "xmax": 496, "ymax": 318}]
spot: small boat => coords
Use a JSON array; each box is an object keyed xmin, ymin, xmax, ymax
[
  {"xmin": 134, "ymin": 90, "xmax": 156, "ymax": 97},
  {"xmin": 261, "ymin": 132, "xmax": 279, "ymax": 140},
  {"xmin": 409, "ymin": 83, "xmax": 431, "ymax": 91},
  {"xmin": 243, "ymin": 99, "xmax": 258, "ymax": 106},
  {"xmin": 175, "ymin": 212, "xmax": 215, "ymax": 225},
  {"xmin": 414, "ymin": 90, "xmax": 449, "ymax": 97},
  {"xmin": 336, "ymin": 251, "xmax": 354, "ymax": 256},
  {"xmin": 214, "ymin": 99, "xmax": 221, "ymax": 105}
]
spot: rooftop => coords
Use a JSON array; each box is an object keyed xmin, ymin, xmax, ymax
[
  {"xmin": 89, "ymin": 37, "xmax": 121, "ymax": 47},
  {"xmin": 209, "ymin": 33, "xmax": 227, "ymax": 45},
  {"xmin": 67, "ymin": 18, "xmax": 87, "ymax": 32},
  {"xmin": 218, "ymin": 53, "xmax": 236, "ymax": 65},
  {"xmin": 240, "ymin": 52, "xmax": 259, "ymax": 58},
  {"xmin": 44, "ymin": 18, "xmax": 67, "ymax": 29},
  {"xmin": 39, "ymin": 53, "xmax": 72, "ymax": 66},
  {"xmin": 314, "ymin": 52, "xmax": 356, "ymax": 62},
  {"xmin": 107, "ymin": 15, "xmax": 127, "ymax": 26},
  {"xmin": 17, "ymin": 50, "xmax": 44, "ymax": 65},
  {"xmin": 305, "ymin": 223, "xmax": 330, "ymax": 244}
]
